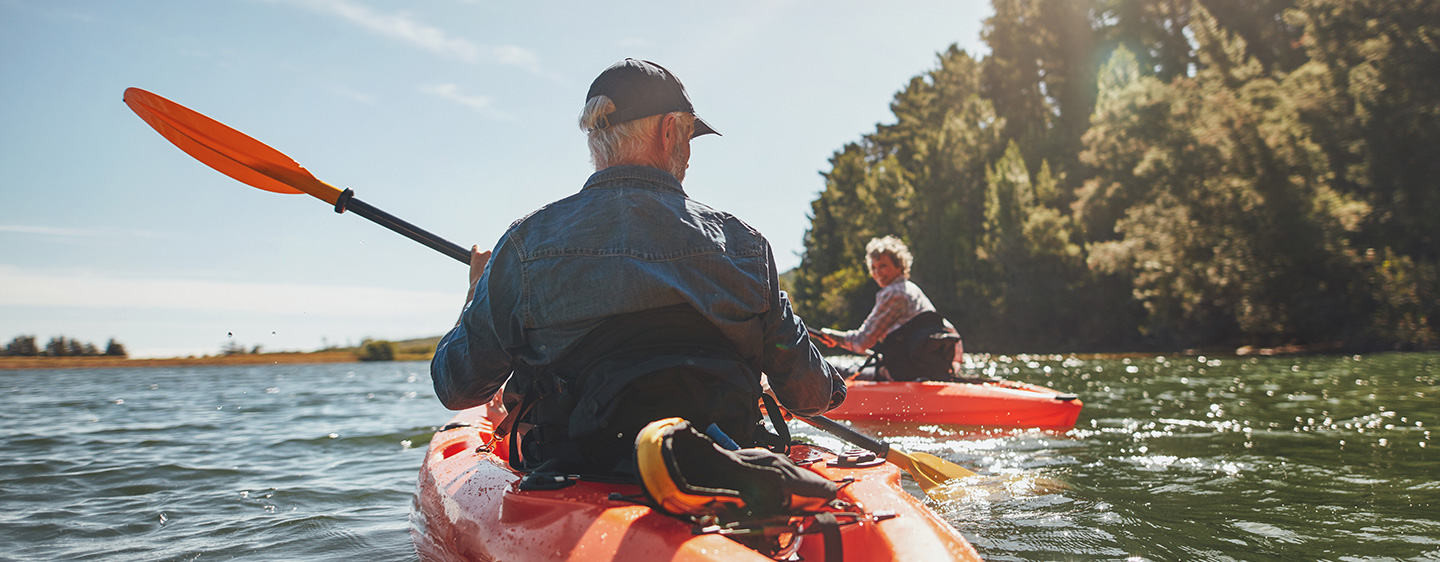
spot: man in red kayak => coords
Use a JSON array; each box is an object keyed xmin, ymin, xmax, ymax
[
  {"xmin": 430, "ymin": 59, "xmax": 846, "ymax": 476},
  {"xmin": 816, "ymin": 235, "xmax": 963, "ymax": 381}
]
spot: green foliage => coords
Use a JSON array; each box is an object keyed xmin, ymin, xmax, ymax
[
  {"xmin": 48, "ymin": 336, "xmax": 98, "ymax": 357},
  {"xmin": 104, "ymin": 338, "xmax": 127, "ymax": 357},
  {"xmin": 220, "ymin": 339, "xmax": 248, "ymax": 356},
  {"xmin": 3, "ymin": 335, "xmax": 118, "ymax": 357},
  {"xmin": 3, "ymin": 335, "xmax": 39, "ymax": 356},
  {"xmin": 358, "ymin": 339, "xmax": 397, "ymax": 362},
  {"xmin": 793, "ymin": 0, "xmax": 1437, "ymax": 352}
]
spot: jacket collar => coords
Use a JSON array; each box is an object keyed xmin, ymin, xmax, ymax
[{"xmin": 582, "ymin": 165, "xmax": 686, "ymax": 195}]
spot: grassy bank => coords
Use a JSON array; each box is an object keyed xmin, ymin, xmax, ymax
[
  {"xmin": 0, "ymin": 336, "xmax": 442, "ymax": 371},
  {"xmin": 0, "ymin": 351, "xmax": 361, "ymax": 370}
]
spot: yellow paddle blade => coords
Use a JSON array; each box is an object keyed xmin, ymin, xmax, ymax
[
  {"xmin": 909, "ymin": 451, "xmax": 979, "ymax": 480},
  {"xmin": 795, "ymin": 414, "xmax": 979, "ymax": 498},
  {"xmin": 886, "ymin": 449, "xmax": 977, "ymax": 493},
  {"xmin": 123, "ymin": 88, "xmax": 343, "ymax": 205}
]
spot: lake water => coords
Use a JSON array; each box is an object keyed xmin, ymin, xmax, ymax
[{"xmin": 1, "ymin": 353, "xmax": 1435, "ymax": 561}]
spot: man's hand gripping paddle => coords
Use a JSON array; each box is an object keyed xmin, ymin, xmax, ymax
[{"xmin": 125, "ymin": 87, "xmax": 979, "ymax": 498}]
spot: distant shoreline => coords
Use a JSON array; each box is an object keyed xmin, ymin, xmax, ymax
[
  {"xmin": 0, "ymin": 351, "xmax": 433, "ymax": 371},
  {"xmin": 1, "ymin": 342, "xmax": 1348, "ymax": 372}
]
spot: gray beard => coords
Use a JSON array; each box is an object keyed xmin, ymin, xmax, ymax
[{"xmin": 666, "ymin": 144, "xmax": 688, "ymax": 183}]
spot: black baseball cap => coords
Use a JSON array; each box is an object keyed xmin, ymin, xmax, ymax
[{"xmin": 586, "ymin": 58, "xmax": 719, "ymax": 138}]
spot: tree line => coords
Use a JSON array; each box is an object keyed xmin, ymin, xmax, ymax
[
  {"xmin": 3, "ymin": 335, "xmax": 128, "ymax": 357},
  {"xmin": 791, "ymin": 0, "xmax": 1438, "ymax": 353}
]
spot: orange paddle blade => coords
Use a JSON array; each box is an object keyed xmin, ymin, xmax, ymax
[{"xmin": 123, "ymin": 87, "xmax": 342, "ymax": 205}]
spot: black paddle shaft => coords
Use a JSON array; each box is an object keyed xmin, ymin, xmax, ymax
[
  {"xmin": 335, "ymin": 189, "xmax": 469, "ymax": 265},
  {"xmin": 804, "ymin": 415, "xmax": 890, "ymax": 457}
]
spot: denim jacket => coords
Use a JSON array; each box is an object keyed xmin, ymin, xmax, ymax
[{"xmin": 431, "ymin": 165, "xmax": 844, "ymax": 416}]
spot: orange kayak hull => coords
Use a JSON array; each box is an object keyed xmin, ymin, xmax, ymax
[
  {"xmin": 824, "ymin": 380, "xmax": 1083, "ymax": 429},
  {"xmin": 411, "ymin": 405, "xmax": 981, "ymax": 562}
]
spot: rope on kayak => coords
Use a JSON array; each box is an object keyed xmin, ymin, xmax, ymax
[
  {"xmin": 613, "ymin": 487, "xmax": 897, "ymax": 561},
  {"xmin": 688, "ymin": 509, "xmax": 897, "ymax": 562}
]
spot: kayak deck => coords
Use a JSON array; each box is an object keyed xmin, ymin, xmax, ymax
[
  {"xmin": 824, "ymin": 379, "xmax": 1083, "ymax": 429},
  {"xmin": 411, "ymin": 404, "xmax": 981, "ymax": 561}
]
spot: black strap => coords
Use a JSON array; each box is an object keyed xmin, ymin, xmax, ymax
[
  {"xmin": 759, "ymin": 392, "xmax": 790, "ymax": 452},
  {"xmin": 504, "ymin": 388, "xmax": 540, "ymax": 472},
  {"xmin": 813, "ymin": 512, "xmax": 844, "ymax": 562},
  {"xmin": 501, "ymin": 369, "xmax": 562, "ymax": 472}
]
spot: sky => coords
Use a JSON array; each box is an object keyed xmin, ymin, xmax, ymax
[{"xmin": 0, "ymin": 0, "xmax": 991, "ymax": 358}]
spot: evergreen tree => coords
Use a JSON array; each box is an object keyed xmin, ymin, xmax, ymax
[
  {"xmin": 1200, "ymin": 0, "xmax": 1305, "ymax": 73},
  {"xmin": 104, "ymin": 338, "xmax": 128, "ymax": 357},
  {"xmin": 1096, "ymin": 0, "xmax": 1197, "ymax": 81},
  {"xmin": 793, "ymin": 0, "xmax": 1437, "ymax": 352},
  {"xmin": 45, "ymin": 337, "xmax": 68, "ymax": 357},
  {"xmin": 1283, "ymin": 0, "xmax": 1440, "ymax": 347},
  {"xmin": 874, "ymin": 46, "xmax": 1001, "ymax": 329},
  {"xmin": 1086, "ymin": 4, "xmax": 1370, "ymax": 347},
  {"xmin": 4, "ymin": 335, "xmax": 39, "ymax": 356}
]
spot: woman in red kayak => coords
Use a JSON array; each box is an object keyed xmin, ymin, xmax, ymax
[{"xmin": 817, "ymin": 235, "xmax": 963, "ymax": 381}]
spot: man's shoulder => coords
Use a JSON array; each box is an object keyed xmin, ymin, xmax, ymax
[
  {"xmin": 502, "ymin": 188, "xmax": 599, "ymax": 233},
  {"xmin": 511, "ymin": 186, "xmax": 768, "ymax": 244},
  {"xmin": 683, "ymin": 197, "xmax": 765, "ymax": 238},
  {"xmin": 506, "ymin": 206, "xmax": 547, "ymax": 231}
]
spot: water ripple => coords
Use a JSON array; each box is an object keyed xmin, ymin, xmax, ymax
[{"xmin": 2, "ymin": 354, "xmax": 1436, "ymax": 560}]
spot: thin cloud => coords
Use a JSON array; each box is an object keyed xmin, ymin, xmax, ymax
[
  {"xmin": 0, "ymin": 225, "xmax": 95, "ymax": 237},
  {"xmin": 331, "ymin": 84, "xmax": 378, "ymax": 104},
  {"xmin": 0, "ymin": 225, "xmax": 161, "ymax": 239},
  {"xmin": 421, "ymin": 83, "xmax": 512, "ymax": 120},
  {"xmin": 421, "ymin": 83, "xmax": 491, "ymax": 109},
  {"xmin": 490, "ymin": 45, "xmax": 540, "ymax": 70},
  {"xmin": 285, "ymin": 0, "xmax": 540, "ymax": 72}
]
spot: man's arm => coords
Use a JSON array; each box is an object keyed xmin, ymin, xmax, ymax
[
  {"xmin": 430, "ymin": 237, "xmax": 523, "ymax": 410},
  {"xmin": 757, "ymin": 246, "xmax": 845, "ymax": 416}
]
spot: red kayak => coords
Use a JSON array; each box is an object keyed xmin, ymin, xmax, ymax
[
  {"xmin": 823, "ymin": 379, "xmax": 1083, "ymax": 430},
  {"xmin": 411, "ymin": 403, "xmax": 982, "ymax": 561}
]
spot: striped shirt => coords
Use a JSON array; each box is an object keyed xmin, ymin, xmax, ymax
[{"xmin": 833, "ymin": 278, "xmax": 936, "ymax": 354}]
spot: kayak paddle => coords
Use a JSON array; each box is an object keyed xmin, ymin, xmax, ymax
[
  {"xmin": 122, "ymin": 88, "xmax": 468, "ymax": 264},
  {"xmin": 124, "ymin": 87, "xmax": 978, "ymax": 496},
  {"xmin": 798, "ymin": 414, "xmax": 976, "ymax": 493},
  {"xmin": 805, "ymin": 326, "xmax": 841, "ymax": 349}
]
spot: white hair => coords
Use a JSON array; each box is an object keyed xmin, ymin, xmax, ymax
[{"xmin": 579, "ymin": 95, "xmax": 693, "ymax": 178}]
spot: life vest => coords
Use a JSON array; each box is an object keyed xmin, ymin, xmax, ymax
[
  {"xmin": 871, "ymin": 311, "xmax": 961, "ymax": 382},
  {"xmin": 499, "ymin": 304, "xmax": 788, "ymax": 480}
]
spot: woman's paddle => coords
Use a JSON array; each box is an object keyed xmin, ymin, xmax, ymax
[
  {"xmin": 805, "ymin": 326, "xmax": 881, "ymax": 382},
  {"xmin": 123, "ymin": 87, "xmax": 978, "ymax": 496}
]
